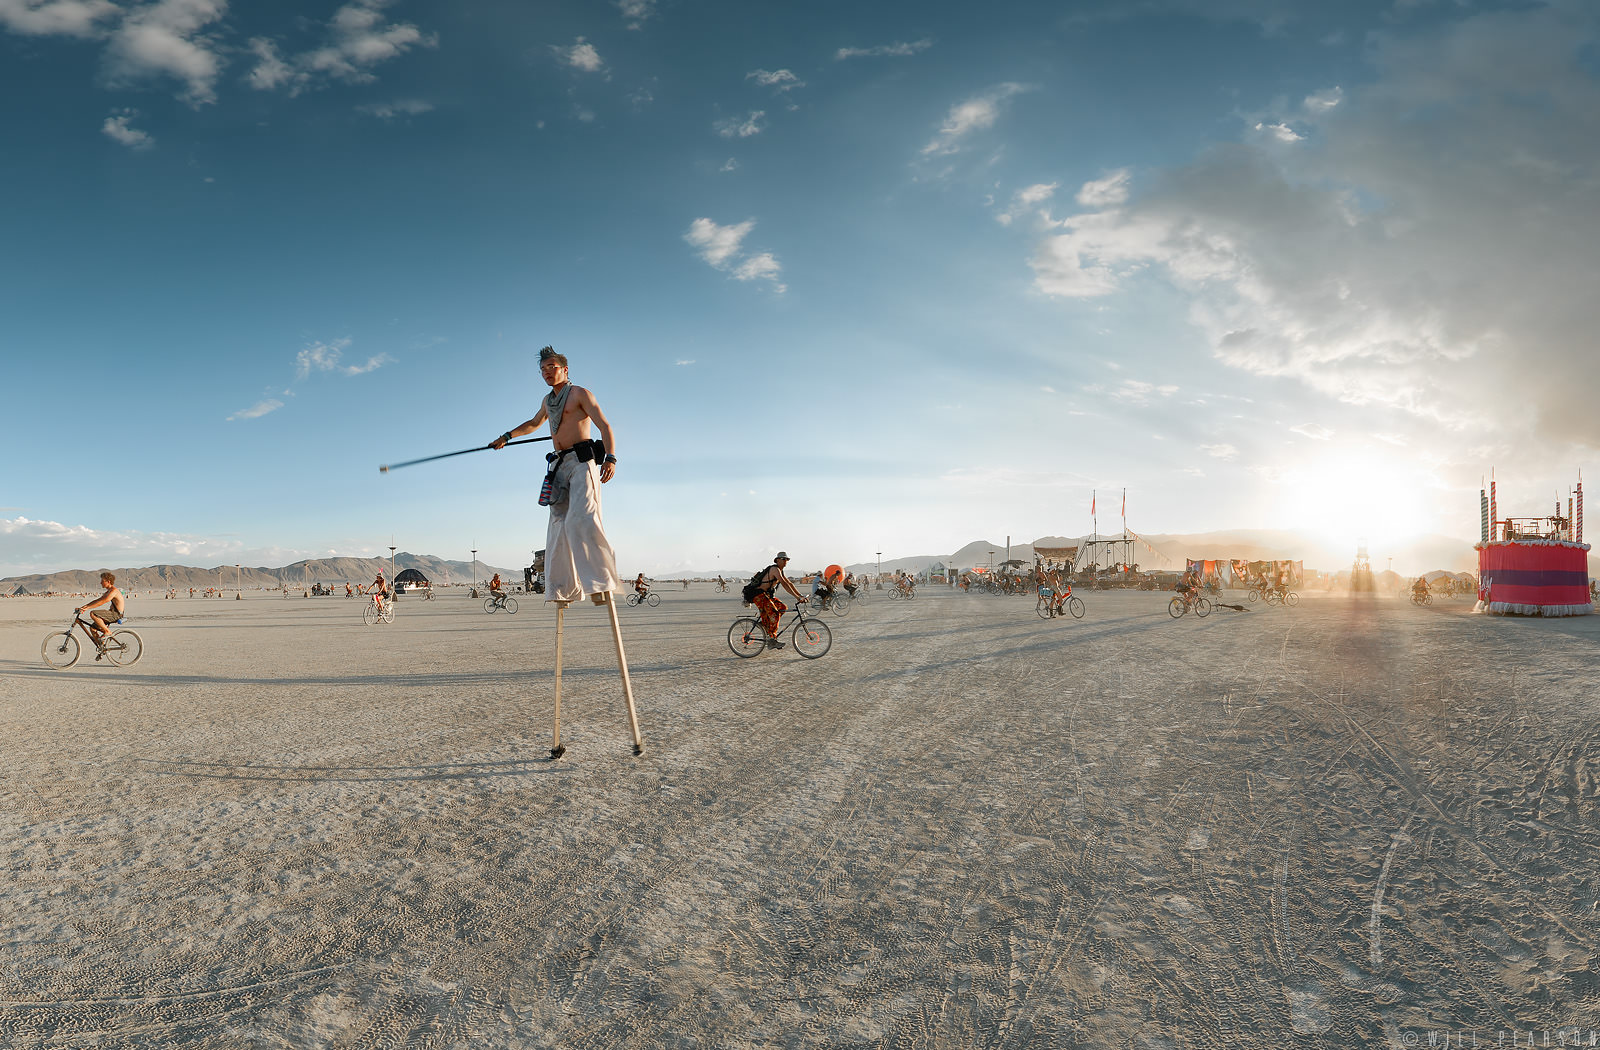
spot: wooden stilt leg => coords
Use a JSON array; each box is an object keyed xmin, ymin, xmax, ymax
[
  {"xmin": 550, "ymin": 602, "xmax": 567, "ymax": 759},
  {"xmin": 603, "ymin": 593, "xmax": 644, "ymax": 755}
]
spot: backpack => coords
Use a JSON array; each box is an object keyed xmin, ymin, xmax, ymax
[{"xmin": 741, "ymin": 566, "xmax": 773, "ymax": 603}]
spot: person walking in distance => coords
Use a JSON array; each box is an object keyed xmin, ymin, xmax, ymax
[
  {"xmin": 491, "ymin": 345, "xmax": 642, "ymax": 757},
  {"xmin": 744, "ymin": 552, "xmax": 807, "ymax": 649}
]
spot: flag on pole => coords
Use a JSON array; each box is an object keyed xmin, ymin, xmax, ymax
[
  {"xmin": 1091, "ymin": 491, "xmax": 1096, "ymax": 516},
  {"xmin": 1121, "ymin": 488, "xmax": 1126, "ymax": 521}
]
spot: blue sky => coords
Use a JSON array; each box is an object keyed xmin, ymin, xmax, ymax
[{"xmin": 3, "ymin": 0, "xmax": 1597, "ymax": 577}]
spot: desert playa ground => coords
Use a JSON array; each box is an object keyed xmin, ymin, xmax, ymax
[{"xmin": 2, "ymin": 586, "xmax": 1599, "ymax": 1048}]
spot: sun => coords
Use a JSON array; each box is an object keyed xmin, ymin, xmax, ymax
[{"xmin": 1273, "ymin": 450, "xmax": 1436, "ymax": 550}]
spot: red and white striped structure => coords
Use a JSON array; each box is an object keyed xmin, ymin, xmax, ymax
[{"xmin": 1476, "ymin": 471, "xmax": 1592, "ymax": 617}]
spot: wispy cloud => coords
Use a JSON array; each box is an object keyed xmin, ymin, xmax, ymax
[
  {"xmin": 227, "ymin": 398, "xmax": 283, "ymax": 421},
  {"xmin": 1290, "ymin": 423, "xmax": 1334, "ymax": 441},
  {"xmin": 553, "ymin": 36, "xmax": 605, "ymax": 74},
  {"xmin": 684, "ymin": 218, "xmax": 786, "ymax": 293},
  {"xmin": 835, "ymin": 37, "xmax": 933, "ymax": 61},
  {"xmin": 294, "ymin": 337, "xmax": 391, "ymax": 379},
  {"xmin": 356, "ymin": 98, "xmax": 433, "ymax": 119},
  {"xmin": 996, "ymin": 182, "xmax": 1058, "ymax": 226},
  {"xmin": 747, "ymin": 68, "xmax": 802, "ymax": 92},
  {"xmin": 249, "ymin": 0, "xmax": 436, "ymax": 95},
  {"xmin": 1254, "ymin": 121, "xmax": 1302, "ymax": 142},
  {"xmin": 921, "ymin": 83, "xmax": 1029, "ymax": 157},
  {"xmin": 1201, "ymin": 443, "xmax": 1240, "ymax": 460},
  {"xmin": 101, "ymin": 108, "xmax": 153, "ymax": 149},
  {"xmin": 616, "ymin": 0, "xmax": 655, "ymax": 30},
  {"xmin": 0, "ymin": 0, "xmax": 117, "ymax": 37},
  {"xmin": 715, "ymin": 110, "xmax": 765, "ymax": 138},
  {"xmin": 675, "ymin": 359, "xmax": 695, "ymax": 366},
  {"xmin": 105, "ymin": 0, "xmax": 227, "ymax": 106}
]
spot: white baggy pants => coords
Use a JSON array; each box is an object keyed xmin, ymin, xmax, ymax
[{"xmin": 545, "ymin": 455, "xmax": 620, "ymax": 603}]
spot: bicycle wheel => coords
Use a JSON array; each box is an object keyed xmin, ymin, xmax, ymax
[
  {"xmin": 1284, "ymin": 592, "xmax": 1299, "ymax": 608},
  {"xmin": 728, "ymin": 617, "xmax": 766, "ymax": 658},
  {"xmin": 1247, "ymin": 590, "xmax": 1258, "ymax": 602},
  {"xmin": 484, "ymin": 598, "xmax": 498, "ymax": 614},
  {"xmin": 829, "ymin": 595, "xmax": 850, "ymax": 617},
  {"xmin": 626, "ymin": 593, "xmax": 641, "ymax": 607},
  {"xmin": 381, "ymin": 604, "xmax": 395, "ymax": 623},
  {"xmin": 106, "ymin": 629, "xmax": 143, "ymax": 666},
  {"xmin": 646, "ymin": 593, "xmax": 660, "ymax": 607},
  {"xmin": 792, "ymin": 616, "xmax": 832, "ymax": 659},
  {"xmin": 1195, "ymin": 597, "xmax": 1211, "ymax": 617},
  {"xmin": 1036, "ymin": 597, "xmax": 1052, "ymax": 619},
  {"xmin": 1068, "ymin": 596, "xmax": 1085, "ymax": 619},
  {"xmin": 504, "ymin": 597, "xmax": 519, "ymax": 614},
  {"xmin": 887, "ymin": 588, "xmax": 902, "ymax": 601},
  {"xmin": 1168, "ymin": 597, "xmax": 1186, "ymax": 618},
  {"xmin": 364, "ymin": 603, "xmax": 380, "ymax": 625},
  {"xmin": 42, "ymin": 631, "xmax": 80, "ymax": 668}
]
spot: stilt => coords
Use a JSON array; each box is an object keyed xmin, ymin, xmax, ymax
[
  {"xmin": 602, "ymin": 593, "xmax": 645, "ymax": 755},
  {"xmin": 549, "ymin": 601, "xmax": 567, "ymax": 759}
]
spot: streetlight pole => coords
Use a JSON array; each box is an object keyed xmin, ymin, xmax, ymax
[
  {"xmin": 876, "ymin": 550, "xmax": 881, "ymax": 577},
  {"xmin": 989, "ymin": 550, "xmax": 994, "ymax": 573},
  {"xmin": 471, "ymin": 548, "xmax": 477, "ymax": 593},
  {"xmin": 236, "ymin": 563, "xmax": 241, "ymax": 600},
  {"xmin": 389, "ymin": 543, "xmax": 397, "ymax": 579}
]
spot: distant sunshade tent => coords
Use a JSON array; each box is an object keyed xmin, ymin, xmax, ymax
[{"xmin": 393, "ymin": 569, "xmax": 430, "ymax": 586}]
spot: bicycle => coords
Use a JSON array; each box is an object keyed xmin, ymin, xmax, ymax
[
  {"xmin": 1036, "ymin": 586, "xmax": 1085, "ymax": 620},
  {"xmin": 1410, "ymin": 590, "xmax": 1433, "ymax": 606},
  {"xmin": 808, "ymin": 591, "xmax": 851, "ymax": 617},
  {"xmin": 714, "ymin": 581, "xmax": 730, "ymax": 593},
  {"xmin": 1168, "ymin": 592, "xmax": 1212, "ymax": 619},
  {"xmin": 421, "ymin": 586, "xmax": 436, "ymax": 601},
  {"xmin": 728, "ymin": 601, "xmax": 832, "ymax": 659},
  {"xmin": 364, "ymin": 595, "xmax": 396, "ymax": 624},
  {"xmin": 626, "ymin": 591, "xmax": 661, "ymax": 607},
  {"xmin": 1264, "ymin": 589, "xmax": 1300, "ymax": 607},
  {"xmin": 43, "ymin": 612, "xmax": 144, "ymax": 668},
  {"xmin": 484, "ymin": 593, "xmax": 519, "ymax": 614}
]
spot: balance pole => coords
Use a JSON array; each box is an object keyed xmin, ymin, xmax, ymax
[
  {"xmin": 549, "ymin": 602, "xmax": 567, "ymax": 759},
  {"xmin": 602, "ymin": 593, "xmax": 645, "ymax": 755}
]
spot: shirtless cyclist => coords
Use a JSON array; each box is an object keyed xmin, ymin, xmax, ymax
[{"xmin": 76, "ymin": 572, "xmax": 125, "ymax": 649}]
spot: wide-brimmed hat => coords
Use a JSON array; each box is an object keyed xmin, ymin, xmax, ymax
[{"xmin": 774, "ymin": 552, "xmax": 789, "ymax": 560}]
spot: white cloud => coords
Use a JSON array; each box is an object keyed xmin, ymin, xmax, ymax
[
  {"xmin": 227, "ymin": 398, "xmax": 283, "ymax": 421},
  {"xmin": 1201, "ymin": 443, "xmax": 1239, "ymax": 460},
  {"xmin": 1026, "ymin": 4, "xmax": 1600, "ymax": 455},
  {"xmin": 1254, "ymin": 121, "xmax": 1303, "ymax": 142},
  {"xmin": 684, "ymin": 218, "xmax": 785, "ymax": 292},
  {"xmin": 0, "ymin": 0, "xmax": 117, "ymax": 37},
  {"xmin": 996, "ymin": 182, "xmax": 1059, "ymax": 226},
  {"xmin": 719, "ymin": 158, "xmax": 738, "ymax": 173},
  {"xmin": 101, "ymin": 109, "xmax": 153, "ymax": 149},
  {"xmin": 0, "ymin": 515, "xmax": 327, "ymax": 577},
  {"xmin": 616, "ymin": 0, "xmax": 654, "ymax": 30},
  {"xmin": 715, "ymin": 110, "xmax": 765, "ymax": 138},
  {"xmin": 922, "ymin": 83, "xmax": 1029, "ymax": 157},
  {"xmin": 105, "ymin": 0, "xmax": 227, "ymax": 106},
  {"xmin": 835, "ymin": 38, "xmax": 933, "ymax": 60},
  {"xmin": 249, "ymin": 0, "xmax": 436, "ymax": 95},
  {"xmin": 1290, "ymin": 423, "xmax": 1334, "ymax": 440},
  {"xmin": 1304, "ymin": 86, "xmax": 1342, "ymax": 113},
  {"xmin": 357, "ymin": 98, "xmax": 432, "ymax": 119},
  {"xmin": 1076, "ymin": 170, "xmax": 1130, "ymax": 207},
  {"xmin": 675, "ymin": 359, "xmax": 695, "ymax": 366},
  {"xmin": 292, "ymin": 337, "xmax": 391, "ymax": 380},
  {"xmin": 555, "ymin": 36, "xmax": 605, "ymax": 73},
  {"xmin": 747, "ymin": 68, "xmax": 802, "ymax": 92},
  {"xmin": 1109, "ymin": 380, "xmax": 1179, "ymax": 405},
  {"xmin": 684, "ymin": 218, "xmax": 752, "ymax": 268}
]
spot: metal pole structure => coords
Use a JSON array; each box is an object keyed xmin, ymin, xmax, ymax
[
  {"xmin": 876, "ymin": 550, "xmax": 881, "ymax": 578},
  {"xmin": 605, "ymin": 598, "xmax": 645, "ymax": 756},
  {"xmin": 389, "ymin": 543, "xmax": 397, "ymax": 579},
  {"xmin": 471, "ymin": 548, "xmax": 477, "ymax": 594},
  {"xmin": 236, "ymin": 563, "xmax": 241, "ymax": 600},
  {"xmin": 550, "ymin": 603, "xmax": 566, "ymax": 758}
]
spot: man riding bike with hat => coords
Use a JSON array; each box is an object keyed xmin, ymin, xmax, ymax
[{"xmin": 743, "ymin": 552, "xmax": 807, "ymax": 649}]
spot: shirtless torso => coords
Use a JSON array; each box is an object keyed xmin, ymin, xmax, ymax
[{"xmin": 493, "ymin": 352, "xmax": 618, "ymax": 484}]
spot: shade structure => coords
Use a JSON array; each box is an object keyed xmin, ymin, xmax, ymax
[
  {"xmin": 1476, "ymin": 539, "xmax": 1591, "ymax": 616},
  {"xmin": 394, "ymin": 568, "xmax": 430, "ymax": 586}
]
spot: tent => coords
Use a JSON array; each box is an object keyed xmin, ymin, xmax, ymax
[{"xmin": 394, "ymin": 568, "xmax": 430, "ymax": 592}]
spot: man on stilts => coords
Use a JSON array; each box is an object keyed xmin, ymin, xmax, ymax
[{"xmin": 493, "ymin": 346, "xmax": 644, "ymax": 758}]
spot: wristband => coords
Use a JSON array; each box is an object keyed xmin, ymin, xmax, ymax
[
  {"xmin": 603, "ymin": 454, "xmax": 617, "ymax": 464},
  {"xmin": 500, "ymin": 432, "xmax": 512, "ymax": 445}
]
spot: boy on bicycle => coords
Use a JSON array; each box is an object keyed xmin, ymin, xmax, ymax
[
  {"xmin": 745, "ymin": 552, "xmax": 806, "ymax": 649},
  {"xmin": 76, "ymin": 572, "xmax": 125, "ymax": 648},
  {"xmin": 634, "ymin": 572, "xmax": 650, "ymax": 599}
]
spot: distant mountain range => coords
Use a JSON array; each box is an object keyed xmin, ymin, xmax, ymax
[
  {"xmin": 2, "ymin": 553, "xmax": 517, "ymax": 596},
  {"xmin": 9, "ymin": 531, "xmax": 1595, "ymax": 595}
]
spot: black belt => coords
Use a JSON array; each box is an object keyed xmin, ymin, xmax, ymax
[{"xmin": 548, "ymin": 439, "xmax": 605, "ymax": 465}]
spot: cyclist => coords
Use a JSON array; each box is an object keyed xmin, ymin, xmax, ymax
[
  {"xmin": 490, "ymin": 572, "xmax": 505, "ymax": 602},
  {"xmin": 744, "ymin": 552, "xmax": 807, "ymax": 649},
  {"xmin": 1412, "ymin": 575, "xmax": 1430, "ymax": 601},
  {"xmin": 634, "ymin": 572, "xmax": 650, "ymax": 600},
  {"xmin": 716, "ymin": 575, "xmax": 727, "ymax": 592},
  {"xmin": 842, "ymin": 572, "xmax": 859, "ymax": 599},
  {"xmin": 76, "ymin": 571, "xmax": 125, "ymax": 649},
  {"xmin": 363, "ymin": 570, "xmax": 391, "ymax": 617},
  {"xmin": 1177, "ymin": 567, "xmax": 1201, "ymax": 605}
]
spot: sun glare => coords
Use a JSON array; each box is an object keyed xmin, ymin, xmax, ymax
[{"xmin": 1274, "ymin": 452, "xmax": 1435, "ymax": 550}]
